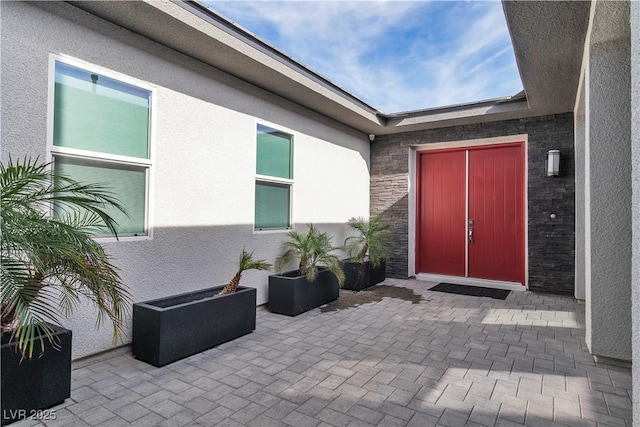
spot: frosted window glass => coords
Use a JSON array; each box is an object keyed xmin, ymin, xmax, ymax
[
  {"xmin": 255, "ymin": 182, "xmax": 290, "ymax": 229},
  {"xmin": 53, "ymin": 62, "xmax": 150, "ymax": 159},
  {"xmin": 256, "ymin": 124, "xmax": 292, "ymax": 179},
  {"xmin": 54, "ymin": 156, "xmax": 147, "ymax": 236}
]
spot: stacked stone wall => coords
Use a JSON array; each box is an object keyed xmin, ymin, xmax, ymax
[{"xmin": 371, "ymin": 113, "xmax": 575, "ymax": 294}]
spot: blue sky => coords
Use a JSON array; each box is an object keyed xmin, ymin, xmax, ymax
[{"xmin": 204, "ymin": 1, "xmax": 523, "ymax": 113}]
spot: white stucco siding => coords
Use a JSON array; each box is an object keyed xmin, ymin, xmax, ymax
[
  {"xmin": 152, "ymin": 91, "xmax": 257, "ymax": 230},
  {"xmin": 295, "ymin": 138, "xmax": 369, "ymax": 224},
  {"xmin": 1, "ymin": 2, "xmax": 370, "ymax": 359}
]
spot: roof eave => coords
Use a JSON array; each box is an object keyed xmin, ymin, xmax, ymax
[
  {"xmin": 67, "ymin": 0, "xmax": 591, "ymax": 136},
  {"xmin": 69, "ymin": 0, "xmax": 386, "ymax": 131},
  {"xmin": 380, "ymin": 96, "xmax": 531, "ymax": 135},
  {"xmin": 501, "ymin": 0, "xmax": 591, "ymax": 117}
]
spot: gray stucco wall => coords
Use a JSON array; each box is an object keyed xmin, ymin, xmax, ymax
[
  {"xmin": 584, "ymin": 0, "xmax": 632, "ymax": 361},
  {"xmin": 1, "ymin": 2, "xmax": 370, "ymax": 358},
  {"xmin": 630, "ymin": 0, "xmax": 640, "ymax": 423},
  {"xmin": 371, "ymin": 114, "xmax": 575, "ymax": 295},
  {"xmin": 574, "ymin": 82, "xmax": 586, "ymax": 301}
]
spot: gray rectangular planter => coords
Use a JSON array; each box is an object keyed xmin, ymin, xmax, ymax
[
  {"xmin": 342, "ymin": 260, "xmax": 386, "ymax": 291},
  {"xmin": 268, "ymin": 269, "xmax": 339, "ymax": 316},
  {"xmin": 1, "ymin": 324, "xmax": 71, "ymax": 426},
  {"xmin": 133, "ymin": 286, "xmax": 256, "ymax": 367}
]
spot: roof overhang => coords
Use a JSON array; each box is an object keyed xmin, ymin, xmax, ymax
[
  {"xmin": 501, "ymin": 0, "xmax": 591, "ymax": 116},
  {"xmin": 69, "ymin": 0, "xmax": 386, "ymax": 132},
  {"xmin": 68, "ymin": 0, "xmax": 590, "ymax": 135}
]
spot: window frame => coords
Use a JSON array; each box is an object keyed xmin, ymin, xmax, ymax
[
  {"xmin": 47, "ymin": 54, "xmax": 156, "ymax": 242},
  {"xmin": 254, "ymin": 122, "xmax": 294, "ymax": 233}
]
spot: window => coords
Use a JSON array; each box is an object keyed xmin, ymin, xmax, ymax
[
  {"xmin": 50, "ymin": 59, "xmax": 152, "ymax": 238},
  {"xmin": 255, "ymin": 124, "xmax": 293, "ymax": 230}
]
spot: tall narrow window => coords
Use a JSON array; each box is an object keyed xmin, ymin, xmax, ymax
[
  {"xmin": 255, "ymin": 124, "xmax": 293, "ymax": 230},
  {"xmin": 51, "ymin": 59, "xmax": 152, "ymax": 237}
]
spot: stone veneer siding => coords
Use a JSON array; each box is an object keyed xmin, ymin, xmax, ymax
[{"xmin": 371, "ymin": 113, "xmax": 575, "ymax": 295}]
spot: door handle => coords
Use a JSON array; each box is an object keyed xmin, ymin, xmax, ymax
[{"xmin": 468, "ymin": 219, "xmax": 474, "ymax": 245}]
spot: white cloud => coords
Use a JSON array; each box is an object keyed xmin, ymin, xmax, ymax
[{"xmin": 206, "ymin": 1, "xmax": 523, "ymax": 112}]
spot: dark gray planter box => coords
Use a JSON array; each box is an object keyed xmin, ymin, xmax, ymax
[
  {"xmin": 268, "ymin": 269, "xmax": 339, "ymax": 316},
  {"xmin": 1, "ymin": 324, "xmax": 71, "ymax": 426},
  {"xmin": 342, "ymin": 260, "xmax": 386, "ymax": 291},
  {"xmin": 133, "ymin": 286, "xmax": 256, "ymax": 367}
]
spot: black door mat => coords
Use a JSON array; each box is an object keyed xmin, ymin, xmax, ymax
[{"xmin": 429, "ymin": 283, "xmax": 510, "ymax": 300}]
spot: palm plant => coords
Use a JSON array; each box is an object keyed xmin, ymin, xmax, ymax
[
  {"xmin": 344, "ymin": 214, "xmax": 392, "ymax": 267},
  {"xmin": 1, "ymin": 157, "xmax": 131, "ymax": 358},
  {"xmin": 218, "ymin": 249, "xmax": 271, "ymax": 295},
  {"xmin": 276, "ymin": 224, "xmax": 345, "ymax": 286}
]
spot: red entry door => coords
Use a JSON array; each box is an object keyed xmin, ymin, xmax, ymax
[
  {"xmin": 416, "ymin": 143, "xmax": 525, "ymax": 284},
  {"xmin": 416, "ymin": 149, "xmax": 467, "ymax": 276}
]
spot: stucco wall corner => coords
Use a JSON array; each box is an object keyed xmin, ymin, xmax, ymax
[
  {"xmin": 586, "ymin": 0, "xmax": 632, "ymax": 361},
  {"xmin": 629, "ymin": 0, "xmax": 640, "ymax": 424}
]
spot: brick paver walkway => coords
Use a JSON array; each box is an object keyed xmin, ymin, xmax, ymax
[{"xmin": 15, "ymin": 279, "xmax": 632, "ymax": 426}]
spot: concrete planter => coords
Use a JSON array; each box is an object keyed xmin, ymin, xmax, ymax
[
  {"xmin": 268, "ymin": 269, "xmax": 339, "ymax": 316},
  {"xmin": 1, "ymin": 324, "xmax": 72, "ymax": 426},
  {"xmin": 342, "ymin": 260, "xmax": 386, "ymax": 291},
  {"xmin": 133, "ymin": 286, "xmax": 256, "ymax": 367}
]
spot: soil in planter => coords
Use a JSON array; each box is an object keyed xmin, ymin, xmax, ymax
[{"xmin": 320, "ymin": 285, "xmax": 425, "ymax": 313}]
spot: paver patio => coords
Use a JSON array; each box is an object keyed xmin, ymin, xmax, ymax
[{"xmin": 14, "ymin": 279, "xmax": 632, "ymax": 427}]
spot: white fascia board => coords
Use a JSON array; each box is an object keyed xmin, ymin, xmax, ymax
[{"xmin": 382, "ymin": 98, "xmax": 532, "ymax": 133}]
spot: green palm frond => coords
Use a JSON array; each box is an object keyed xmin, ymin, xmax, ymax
[
  {"xmin": 1, "ymin": 157, "xmax": 125, "ymax": 237},
  {"xmin": 218, "ymin": 249, "xmax": 271, "ymax": 296},
  {"xmin": 344, "ymin": 214, "xmax": 392, "ymax": 267},
  {"xmin": 238, "ymin": 249, "xmax": 272, "ymax": 274},
  {"xmin": 1, "ymin": 157, "xmax": 132, "ymax": 358},
  {"xmin": 275, "ymin": 224, "xmax": 344, "ymax": 286}
]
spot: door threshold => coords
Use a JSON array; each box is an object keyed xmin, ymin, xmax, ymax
[{"xmin": 415, "ymin": 273, "xmax": 526, "ymax": 292}]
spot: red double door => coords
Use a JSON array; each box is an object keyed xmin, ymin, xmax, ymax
[{"xmin": 416, "ymin": 143, "xmax": 525, "ymax": 285}]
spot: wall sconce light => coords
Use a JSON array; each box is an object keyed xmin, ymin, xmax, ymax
[{"xmin": 547, "ymin": 150, "xmax": 560, "ymax": 176}]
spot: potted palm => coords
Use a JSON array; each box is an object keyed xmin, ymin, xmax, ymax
[
  {"xmin": 269, "ymin": 224, "xmax": 345, "ymax": 316},
  {"xmin": 133, "ymin": 249, "xmax": 270, "ymax": 367},
  {"xmin": 342, "ymin": 215, "xmax": 392, "ymax": 290},
  {"xmin": 1, "ymin": 158, "xmax": 131, "ymax": 425}
]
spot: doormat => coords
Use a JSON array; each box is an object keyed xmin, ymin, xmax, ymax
[{"xmin": 429, "ymin": 283, "xmax": 510, "ymax": 300}]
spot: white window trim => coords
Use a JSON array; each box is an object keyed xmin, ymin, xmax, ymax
[
  {"xmin": 255, "ymin": 174, "xmax": 294, "ymax": 186},
  {"xmin": 253, "ymin": 122, "xmax": 295, "ymax": 234},
  {"xmin": 46, "ymin": 54, "xmax": 156, "ymax": 242}
]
